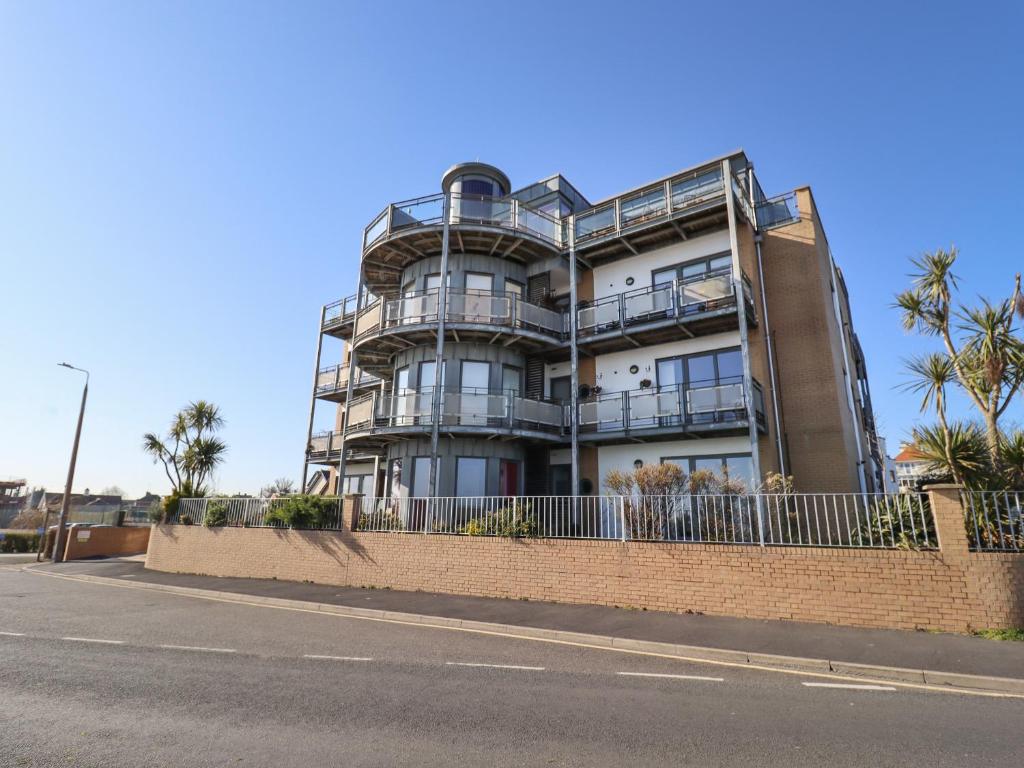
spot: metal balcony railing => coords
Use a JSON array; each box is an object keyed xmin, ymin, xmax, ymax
[
  {"xmin": 344, "ymin": 387, "xmax": 566, "ymax": 436},
  {"xmin": 573, "ymin": 166, "xmax": 726, "ymax": 246},
  {"xmin": 577, "ymin": 377, "xmax": 765, "ymax": 435},
  {"xmin": 315, "ymin": 364, "xmax": 381, "ymax": 395},
  {"xmin": 363, "ymin": 192, "xmax": 564, "ymax": 251},
  {"xmin": 577, "ymin": 270, "xmax": 752, "ymax": 338},
  {"xmin": 355, "ymin": 288, "xmax": 566, "ymax": 342},
  {"xmin": 322, "ymin": 294, "xmax": 359, "ymax": 330},
  {"xmin": 755, "ymin": 192, "xmax": 800, "ymax": 230}
]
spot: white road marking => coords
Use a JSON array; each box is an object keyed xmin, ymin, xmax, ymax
[
  {"xmin": 617, "ymin": 671, "xmax": 724, "ymax": 682},
  {"xmin": 446, "ymin": 662, "xmax": 545, "ymax": 671},
  {"xmin": 159, "ymin": 644, "xmax": 236, "ymax": 653},
  {"xmin": 0, "ymin": 631, "xmax": 26, "ymax": 637},
  {"xmin": 303, "ymin": 654, "xmax": 373, "ymax": 661},
  {"xmin": 119, "ymin": 574, "xmax": 137, "ymax": 578},
  {"xmin": 62, "ymin": 636, "xmax": 124, "ymax": 645},
  {"xmin": 802, "ymin": 682, "xmax": 897, "ymax": 691}
]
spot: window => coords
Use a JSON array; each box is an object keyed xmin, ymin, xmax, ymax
[
  {"xmin": 461, "ymin": 178, "xmax": 498, "ymax": 197},
  {"xmin": 499, "ymin": 460, "xmax": 519, "ymax": 496},
  {"xmin": 502, "ymin": 365, "xmax": 522, "ymax": 396},
  {"xmin": 505, "ymin": 279, "xmax": 524, "ymax": 299},
  {"xmin": 655, "ymin": 348, "xmax": 744, "ymax": 425},
  {"xmin": 650, "ymin": 251, "xmax": 733, "ymax": 287},
  {"xmin": 465, "ymin": 272, "xmax": 493, "ymax": 292},
  {"xmin": 661, "ymin": 454, "xmax": 756, "ymax": 492},
  {"xmin": 461, "ymin": 361, "xmax": 489, "ymax": 392},
  {"xmin": 342, "ymin": 474, "xmax": 371, "ymax": 495},
  {"xmin": 456, "ymin": 457, "xmax": 487, "ymax": 497},
  {"xmin": 460, "ymin": 361, "xmax": 490, "ymax": 425}
]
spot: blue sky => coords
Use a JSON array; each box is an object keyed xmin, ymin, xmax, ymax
[{"xmin": 1, "ymin": 1, "xmax": 1021, "ymax": 496}]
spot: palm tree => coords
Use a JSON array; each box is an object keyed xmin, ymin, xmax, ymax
[
  {"xmin": 143, "ymin": 401, "xmax": 227, "ymax": 496},
  {"xmin": 912, "ymin": 422, "xmax": 991, "ymax": 489},
  {"xmin": 902, "ymin": 353, "xmax": 960, "ymax": 484},
  {"xmin": 895, "ymin": 247, "xmax": 1023, "ymax": 467}
]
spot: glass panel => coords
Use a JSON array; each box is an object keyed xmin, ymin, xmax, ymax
[
  {"xmin": 502, "ymin": 366, "xmax": 521, "ymax": 395},
  {"xmin": 411, "ymin": 457, "xmax": 431, "ymax": 497},
  {"xmin": 686, "ymin": 354, "xmax": 715, "ymax": 385},
  {"xmin": 657, "ymin": 358, "xmax": 682, "ymax": 387},
  {"xmin": 465, "ymin": 273, "xmax": 493, "ymax": 292},
  {"xmin": 456, "ymin": 458, "xmax": 487, "ymax": 497},
  {"xmin": 652, "ymin": 268, "xmax": 675, "ymax": 286},
  {"xmin": 425, "ymin": 274, "xmax": 441, "ymax": 291},
  {"xmin": 395, "ymin": 366, "xmax": 409, "ymax": 391},
  {"xmin": 716, "ymin": 349, "xmax": 743, "ymax": 381},
  {"xmin": 693, "ymin": 457, "xmax": 723, "ymax": 475},
  {"xmin": 710, "ymin": 255, "xmax": 732, "ymax": 271},
  {"xmin": 682, "ymin": 261, "xmax": 707, "ymax": 278},
  {"xmin": 505, "ymin": 279, "xmax": 523, "ymax": 298},
  {"xmin": 388, "ymin": 458, "xmax": 405, "ymax": 500},
  {"xmin": 724, "ymin": 455, "xmax": 754, "ymax": 491},
  {"xmin": 461, "ymin": 361, "xmax": 489, "ymax": 392}
]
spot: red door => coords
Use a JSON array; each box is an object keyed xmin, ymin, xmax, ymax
[{"xmin": 500, "ymin": 460, "xmax": 519, "ymax": 497}]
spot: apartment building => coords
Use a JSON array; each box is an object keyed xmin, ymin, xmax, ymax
[{"xmin": 301, "ymin": 151, "xmax": 884, "ymax": 500}]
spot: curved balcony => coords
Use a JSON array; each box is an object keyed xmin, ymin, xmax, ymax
[
  {"xmin": 572, "ymin": 164, "xmax": 730, "ymax": 263},
  {"xmin": 576, "ymin": 269, "xmax": 756, "ymax": 354},
  {"xmin": 342, "ymin": 387, "xmax": 567, "ymax": 445},
  {"xmin": 577, "ymin": 378, "xmax": 766, "ymax": 444},
  {"xmin": 360, "ymin": 193, "xmax": 564, "ymax": 293},
  {"xmin": 320, "ymin": 294, "xmax": 359, "ymax": 339},
  {"xmin": 351, "ymin": 288, "xmax": 567, "ymax": 370},
  {"xmin": 314, "ymin": 364, "xmax": 381, "ymax": 402},
  {"xmin": 306, "ymin": 431, "xmax": 381, "ymax": 465}
]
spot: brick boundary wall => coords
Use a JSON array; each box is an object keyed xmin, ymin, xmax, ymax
[
  {"xmin": 64, "ymin": 526, "xmax": 151, "ymax": 560},
  {"xmin": 145, "ymin": 486, "xmax": 1023, "ymax": 633}
]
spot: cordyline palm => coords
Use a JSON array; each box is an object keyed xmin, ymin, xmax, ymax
[
  {"xmin": 901, "ymin": 353, "xmax": 961, "ymax": 484},
  {"xmin": 912, "ymin": 421, "xmax": 991, "ymax": 489},
  {"xmin": 895, "ymin": 247, "xmax": 1024, "ymax": 467},
  {"xmin": 143, "ymin": 400, "xmax": 227, "ymax": 496}
]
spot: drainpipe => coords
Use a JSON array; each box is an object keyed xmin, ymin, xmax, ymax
[
  {"xmin": 568, "ymin": 217, "xmax": 580, "ymax": 498},
  {"xmin": 428, "ymin": 193, "xmax": 452, "ymax": 504},
  {"xmin": 301, "ymin": 305, "xmax": 326, "ymax": 492}
]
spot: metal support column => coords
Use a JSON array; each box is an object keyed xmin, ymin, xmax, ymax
[
  {"xmin": 337, "ymin": 276, "xmax": 365, "ymax": 495},
  {"xmin": 724, "ymin": 159, "xmax": 764, "ymax": 543},
  {"xmin": 568, "ymin": 216, "xmax": 580, "ymax": 497},
  {"xmin": 427, "ymin": 193, "xmax": 452, "ymax": 503},
  {"xmin": 301, "ymin": 305, "xmax": 327, "ymax": 492}
]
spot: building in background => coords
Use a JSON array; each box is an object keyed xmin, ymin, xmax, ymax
[
  {"xmin": 0, "ymin": 479, "xmax": 28, "ymax": 527},
  {"xmin": 302, "ymin": 151, "xmax": 883, "ymax": 502},
  {"xmin": 893, "ymin": 445, "xmax": 930, "ymax": 491}
]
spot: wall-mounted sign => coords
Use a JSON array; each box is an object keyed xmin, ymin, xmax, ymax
[{"xmin": 76, "ymin": 529, "xmax": 91, "ymax": 542}]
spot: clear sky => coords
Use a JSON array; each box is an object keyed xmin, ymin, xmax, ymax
[{"xmin": 1, "ymin": 1, "xmax": 1022, "ymax": 497}]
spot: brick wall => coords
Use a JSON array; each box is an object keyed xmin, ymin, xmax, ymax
[
  {"xmin": 145, "ymin": 488, "xmax": 1023, "ymax": 633},
  {"xmin": 64, "ymin": 526, "xmax": 151, "ymax": 560}
]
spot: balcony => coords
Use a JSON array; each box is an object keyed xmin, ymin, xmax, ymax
[
  {"xmin": 576, "ymin": 270, "xmax": 756, "ymax": 354},
  {"xmin": 755, "ymin": 192, "xmax": 800, "ymax": 230},
  {"xmin": 577, "ymin": 378, "xmax": 766, "ymax": 443},
  {"xmin": 572, "ymin": 165, "xmax": 730, "ymax": 263},
  {"xmin": 314, "ymin": 364, "xmax": 381, "ymax": 402},
  {"xmin": 361, "ymin": 193, "xmax": 564, "ymax": 293},
  {"xmin": 307, "ymin": 431, "xmax": 380, "ymax": 465},
  {"xmin": 321, "ymin": 294, "xmax": 359, "ymax": 338},
  {"xmin": 343, "ymin": 387, "xmax": 567, "ymax": 443},
  {"xmin": 351, "ymin": 288, "xmax": 567, "ymax": 367}
]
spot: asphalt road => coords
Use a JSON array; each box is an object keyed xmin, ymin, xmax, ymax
[{"xmin": 1, "ymin": 566, "xmax": 1021, "ymax": 767}]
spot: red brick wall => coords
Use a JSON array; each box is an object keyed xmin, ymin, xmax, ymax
[{"xmin": 144, "ymin": 490, "xmax": 1023, "ymax": 633}]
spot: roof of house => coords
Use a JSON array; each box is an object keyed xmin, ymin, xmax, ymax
[{"xmin": 893, "ymin": 446, "xmax": 927, "ymax": 463}]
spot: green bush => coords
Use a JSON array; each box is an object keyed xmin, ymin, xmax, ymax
[
  {"xmin": 458, "ymin": 504, "xmax": 537, "ymax": 538},
  {"xmin": 264, "ymin": 496, "xmax": 339, "ymax": 529},
  {"xmin": 357, "ymin": 510, "xmax": 405, "ymax": 531},
  {"xmin": 0, "ymin": 532, "xmax": 40, "ymax": 554},
  {"xmin": 203, "ymin": 501, "xmax": 229, "ymax": 527}
]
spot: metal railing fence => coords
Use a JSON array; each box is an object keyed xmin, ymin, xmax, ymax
[
  {"xmin": 352, "ymin": 493, "xmax": 935, "ymax": 549},
  {"xmin": 961, "ymin": 491, "xmax": 1024, "ymax": 552},
  {"xmin": 173, "ymin": 497, "xmax": 345, "ymax": 530}
]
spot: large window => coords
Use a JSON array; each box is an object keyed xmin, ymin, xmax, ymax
[
  {"xmin": 341, "ymin": 474, "xmax": 371, "ymax": 495},
  {"xmin": 652, "ymin": 252, "xmax": 732, "ymax": 286},
  {"xmin": 456, "ymin": 457, "xmax": 487, "ymax": 497},
  {"xmin": 655, "ymin": 348, "xmax": 744, "ymax": 426},
  {"xmin": 662, "ymin": 454, "xmax": 755, "ymax": 492}
]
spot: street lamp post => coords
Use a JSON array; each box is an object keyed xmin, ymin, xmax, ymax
[{"xmin": 52, "ymin": 363, "xmax": 88, "ymax": 564}]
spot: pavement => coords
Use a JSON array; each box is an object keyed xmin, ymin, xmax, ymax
[
  {"xmin": 2, "ymin": 563, "xmax": 1022, "ymax": 767},
  {"xmin": 33, "ymin": 558, "xmax": 1024, "ymax": 687}
]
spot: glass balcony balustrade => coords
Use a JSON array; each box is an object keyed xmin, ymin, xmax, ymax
[
  {"xmin": 342, "ymin": 387, "xmax": 566, "ymax": 436},
  {"xmin": 363, "ymin": 192, "xmax": 563, "ymax": 251},
  {"xmin": 577, "ymin": 269, "xmax": 749, "ymax": 338},
  {"xmin": 353, "ymin": 288, "xmax": 566, "ymax": 343},
  {"xmin": 315, "ymin": 364, "xmax": 381, "ymax": 396},
  {"xmin": 577, "ymin": 377, "xmax": 765, "ymax": 435}
]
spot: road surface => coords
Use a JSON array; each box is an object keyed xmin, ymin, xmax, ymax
[{"xmin": 0, "ymin": 565, "xmax": 1020, "ymax": 767}]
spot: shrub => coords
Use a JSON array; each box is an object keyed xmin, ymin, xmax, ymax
[
  {"xmin": 264, "ymin": 496, "xmax": 339, "ymax": 529},
  {"xmin": 203, "ymin": 501, "xmax": 229, "ymax": 527},
  {"xmin": 0, "ymin": 532, "xmax": 41, "ymax": 554},
  {"xmin": 357, "ymin": 510, "xmax": 405, "ymax": 531},
  {"xmin": 180, "ymin": 515, "xmax": 194, "ymax": 526},
  {"xmin": 458, "ymin": 504, "xmax": 537, "ymax": 537}
]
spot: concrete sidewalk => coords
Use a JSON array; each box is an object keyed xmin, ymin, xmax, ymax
[{"xmin": 33, "ymin": 559, "xmax": 1024, "ymax": 688}]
